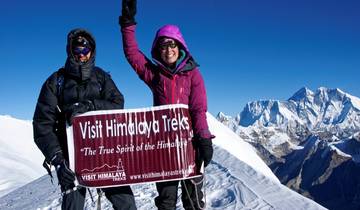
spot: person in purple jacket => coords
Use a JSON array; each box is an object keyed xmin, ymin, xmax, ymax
[{"xmin": 119, "ymin": 0, "xmax": 214, "ymax": 209}]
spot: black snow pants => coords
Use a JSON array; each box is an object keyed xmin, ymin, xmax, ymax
[
  {"xmin": 61, "ymin": 186, "xmax": 136, "ymax": 210},
  {"xmin": 155, "ymin": 176, "xmax": 204, "ymax": 210}
]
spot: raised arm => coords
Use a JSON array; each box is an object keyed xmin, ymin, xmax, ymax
[{"xmin": 119, "ymin": 0, "xmax": 155, "ymax": 86}]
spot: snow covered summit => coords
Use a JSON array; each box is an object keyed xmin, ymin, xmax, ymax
[
  {"xmin": 217, "ymin": 87, "xmax": 360, "ymax": 210},
  {"xmin": 232, "ymin": 87, "xmax": 360, "ymax": 132}
]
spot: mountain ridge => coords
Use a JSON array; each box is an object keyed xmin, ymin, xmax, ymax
[{"xmin": 217, "ymin": 87, "xmax": 360, "ymax": 210}]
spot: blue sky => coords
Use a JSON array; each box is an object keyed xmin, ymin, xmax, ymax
[{"xmin": 1, "ymin": 0, "xmax": 359, "ymax": 120}]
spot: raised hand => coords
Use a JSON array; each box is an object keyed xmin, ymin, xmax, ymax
[{"xmin": 120, "ymin": 0, "xmax": 137, "ymax": 27}]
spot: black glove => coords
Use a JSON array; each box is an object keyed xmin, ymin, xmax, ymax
[
  {"xmin": 64, "ymin": 100, "xmax": 95, "ymax": 125},
  {"xmin": 51, "ymin": 153, "xmax": 76, "ymax": 190},
  {"xmin": 119, "ymin": 0, "xmax": 137, "ymax": 27},
  {"xmin": 194, "ymin": 137, "xmax": 213, "ymax": 168}
]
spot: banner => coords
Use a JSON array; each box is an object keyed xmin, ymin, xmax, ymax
[{"xmin": 66, "ymin": 104, "xmax": 201, "ymax": 188}]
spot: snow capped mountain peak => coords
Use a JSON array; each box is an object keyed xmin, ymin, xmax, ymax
[
  {"xmin": 316, "ymin": 86, "xmax": 344, "ymax": 95},
  {"xmin": 289, "ymin": 87, "xmax": 314, "ymax": 102},
  {"xmin": 239, "ymin": 99, "xmax": 302, "ymax": 128},
  {"xmin": 346, "ymin": 92, "xmax": 360, "ymax": 111},
  {"xmin": 216, "ymin": 112, "xmax": 230, "ymax": 122},
  {"xmin": 289, "ymin": 86, "xmax": 348, "ymax": 105},
  {"xmin": 217, "ymin": 87, "xmax": 360, "ymax": 210},
  {"xmin": 313, "ymin": 87, "xmax": 346, "ymax": 106},
  {"xmin": 233, "ymin": 87, "xmax": 360, "ymax": 136},
  {"xmin": 240, "ymin": 100, "xmax": 274, "ymax": 126}
]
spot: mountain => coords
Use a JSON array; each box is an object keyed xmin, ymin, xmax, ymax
[
  {"xmin": 217, "ymin": 87, "xmax": 360, "ymax": 209},
  {"xmin": 0, "ymin": 114, "xmax": 326, "ymax": 209}
]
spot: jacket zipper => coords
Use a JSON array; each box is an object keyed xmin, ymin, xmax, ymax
[{"xmin": 172, "ymin": 75, "xmax": 177, "ymax": 104}]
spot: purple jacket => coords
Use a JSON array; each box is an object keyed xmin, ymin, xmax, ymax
[{"xmin": 121, "ymin": 24, "xmax": 213, "ymax": 139}]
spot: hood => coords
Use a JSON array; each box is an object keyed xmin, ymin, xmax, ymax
[
  {"xmin": 66, "ymin": 28, "xmax": 96, "ymax": 57},
  {"xmin": 151, "ymin": 25, "xmax": 198, "ymax": 74},
  {"xmin": 64, "ymin": 28, "xmax": 96, "ymax": 81},
  {"xmin": 151, "ymin": 24, "xmax": 189, "ymax": 57}
]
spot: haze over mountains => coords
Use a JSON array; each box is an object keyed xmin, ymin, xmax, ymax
[{"xmin": 217, "ymin": 87, "xmax": 360, "ymax": 210}]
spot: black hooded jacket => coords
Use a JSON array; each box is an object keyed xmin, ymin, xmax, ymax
[{"xmin": 33, "ymin": 29, "xmax": 124, "ymax": 161}]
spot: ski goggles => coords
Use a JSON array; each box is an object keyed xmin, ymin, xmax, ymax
[
  {"xmin": 159, "ymin": 41, "xmax": 178, "ymax": 50},
  {"xmin": 73, "ymin": 46, "xmax": 91, "ymax": 56}
]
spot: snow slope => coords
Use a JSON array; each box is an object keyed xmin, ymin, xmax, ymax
[
  {"xmin": 0, "ymin": 116, "xmax": 44, "ymax": 197},
  {"xmin": 0, "ymin": 114, "xmax": 326, "ymax": 209}
]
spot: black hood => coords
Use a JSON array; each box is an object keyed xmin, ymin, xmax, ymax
[{"xmin": 64, "ymin": 28, "xmax": 96, "ymax": 81}]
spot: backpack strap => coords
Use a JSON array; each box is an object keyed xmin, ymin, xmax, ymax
[
  {"xmin": 93, "ymin": 67, "xmax": 107, "ymax": 93},
  {"xmin": 55, "ymin": 68, "xmax": 65, "ymax": 111}
]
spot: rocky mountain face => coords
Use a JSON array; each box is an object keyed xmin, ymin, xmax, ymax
[{"xmin": 217, "ymin": 87, "xmax": 360, "ymax": 210}]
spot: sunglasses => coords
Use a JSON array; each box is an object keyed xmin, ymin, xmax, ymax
[
  {"xmin": 73, "ymin": 46, "xmax": 91, "ymax": 56},
  {"xmin": 159, "ymin": 42, "xmax": 178, "ymax": 50}
]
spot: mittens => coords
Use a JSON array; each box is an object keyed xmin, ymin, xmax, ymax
[
  {"xmin": 194, "ymin": 137, "xmax": 213, "ymax": 168},
  {"xmin": 64, "ymin": 100, "xmax": 95, "ymax": 125}
]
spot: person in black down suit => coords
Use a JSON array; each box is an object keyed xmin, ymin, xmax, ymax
[{"xmin": 33, "ymin": 28, "xmax": 136, "ymax": 210}]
